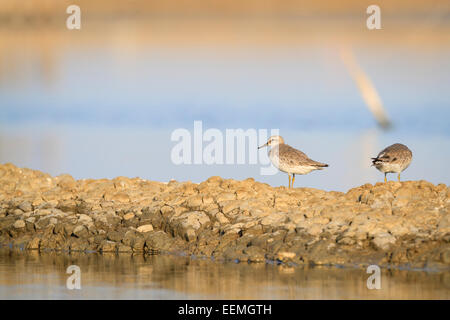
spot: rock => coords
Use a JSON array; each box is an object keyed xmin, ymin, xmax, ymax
[
  {"xmin": 395, "ymin": 186, "xmax": 417, "ymax": 200},
  {"xmin": 220, "ymin": 200, "xmax": 241, "ymax": 215},
  {"xmin": 18, "ymin": 201, "xmax": 32, "ymax": 212},
  {"xmin": 260, "ymin": 213, "xmax": 286, "ymax": 226},
  {"xmin": 12, "ymin": 208, "xmax": 24, "ymax": 216},
  {"xmin": 105, "ymin": 192, "xmax": 130, "ymax": 203},
  {"xmin": 145, "ymin": 231, "xmax": 177, "ymax": 252},
  {"xmin": 372, "ymin": 233, "xmax": 396, "ymax": 251},
  {"xmin": 13, "ymin": 220, "xmax": 25, "ymax": 229},
  {"xmin": 78, "ymin": 214, "xmax": 93, "ymax": 224},
  {"xmin": 107, "ymin": 231, "xmax": 124, "ymax": 242},
  {"xmin": 437, "ymin": 214, "xmax": 450, "ymax": 236},
  {"xmin": 222, "ymin": 247, "xmax": 248, "ymax": 262},
  {"xmin": 307, "ymin": 224, "xmax": 323, "ymax": 236},
  {"xmin": 55, "ymin": 174, "xmax": 76, "ymax": 189},
  {"xmin": 123, "ymin": 212, "xmax": 135, "ymax": 220},
  {"xmin": 70, "ymin": 238, "xmax": 88, "ymax": 251},
  {"xmin": 132, "ymin": 238, "xmax": 146, "ymax": 251},
  {"xmin": 26, "ymin": 237, "xmax": 41, "ymax": 250},
  {"xmin": 441, "ymin": 250, "xmax": 450, "ymax": 264},
  {"xmin": 392, "ymin": 198, "xmax": 409, "ymax": 208},
  {"xmin": 72, "ymin": 225, "xmax": 89, "ymax": 238},
  {"xmin": 136, "ymin": 224, "xmax": 154, "ymax": 233},
  {"xmin": 185, "ymin": 195, "xmax": 203, "ymax": 210},
  {"xmin": 35, "ymin": 209, "xmax": 51, "ymax": 216},
  {"xmin": 170, "ymin": 211, "xmax": 210, "ymax": 241},
  {"xmin": 388, "ymin": 224, "xmax": 410, "ymax": 237},
  {"xmin": 0, "ymin": 163, "xmax": 448, "ymax": 271},
  {"xmin": 276, "ymin": 251, "xmax": 296, "ymax": 262},
  {"xmin": 122, "ymin": 230, "xmax": 139, "ymax": 247},
  {"xmin": 215, "ymin": 192, "xmax": 235, "ymax": 202},
  {"xmin": 244, "ymin": 246, "xmax": 265, "ymax": 262},
  {"xmin": 337, "ymin": 236, "xmax": 356, "ymax": 245},
  {"xmin": 215, "ymin": 212, "xmax": 229, "ymax": 225},
  {"xmin": 101, "ymin": 240, "xmax": 117, "ymax": 252},
  {"xmin": 118, "ymin": 244, "xmax": 132, "ymax": 252},
  {"xmin": 25, "ymin": 217, "xmax": 36, "ymax": 224}
]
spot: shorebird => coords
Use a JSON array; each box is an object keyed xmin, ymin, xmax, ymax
[
  {"xmin": 258, "ymin": 135, "xmax": 329, "ymax": 188},
  {"xmin": 371, "ymin": 143, "xmax": 412, "ymax": 183}
]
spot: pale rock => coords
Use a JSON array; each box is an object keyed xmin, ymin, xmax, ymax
[
  {"xmin": 276, "ymin": 251, "xmax": 296, "ymax": 261},
  {"xmin": 73, "ymin": 225, "xmax": 88, "ymax": 238},
  {"xmin": 215, "ymin": 192, "xmax": 235, "ymax": 202},
  {"xmin": 219, "ymin": 200, "xmax": 241, "ymax": 215},
  {"xmin": 372, "ymin": 232, "xmax": 396, "ymax": 251},
  {"xmin": 27, "ymin": 237, "xmax": 40, "ymax": 249},
  {"xmin": 123, "ymin": 212, "xmax": 135, "ymax": 220},
  {"xmin": 25, "ymin": 217, "xmax": 36, "ymax": 224},
  {"xmin": 137, "ymin": 224, "xmax": 154, "ymax": 233},
  {"xmin": 260, "ymin": 213, "xmax": 286, "ymax": 226},
  {"xmin": 308, "ymin": 223, "xmax": 323, "ymax": 236},
  {"xmin": 78, "ymin": 214, "xmax": 93, "ymax": 224},
  {"xmin": 13, "ymin": 219, "xmax": 25, "ymax": 228},
  {"xmin": 215, "ymin": 212, "xmax": 229, "ymax": 225},
  {"xmin": 18, "ymin": 201, "xmax": 32, "ymax": 212}
]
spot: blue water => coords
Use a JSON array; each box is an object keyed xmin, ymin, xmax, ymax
[{"xmin": 0, "ymin": 28, "xmax": 449, "ymax": 191}]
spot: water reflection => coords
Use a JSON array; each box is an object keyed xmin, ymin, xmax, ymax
[{"xmin": 0, "ymin": 250, "xmax": 448, "ymax": 299}]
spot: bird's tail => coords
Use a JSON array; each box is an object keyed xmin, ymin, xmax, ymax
[{"xmin": 371, "ymin": 157, "xmax": 382, "ymax": 166}]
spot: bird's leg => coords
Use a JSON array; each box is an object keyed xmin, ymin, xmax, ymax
[
  {"xmin": 292, "ymin": 174, "xmax": 296, "ymax": 188},
  {"xmin": 398, "ymin": 173, "xmax": 401, "ymax": 182},
  {"xmin": 384, "ymin": 173, "xmax": 387, "ymax": 183},
  {"xmin": 288, "ymin": 174, "xmax": 291, "ymax": 188}
]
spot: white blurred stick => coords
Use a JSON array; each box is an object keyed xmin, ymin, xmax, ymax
[{"xmin": 340, "ymin": 48, "xmax": 391, "ymax": 129}]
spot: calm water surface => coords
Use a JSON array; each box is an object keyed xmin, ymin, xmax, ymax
[{"xmin": 0, "ymin": 250, "xmax": 449, "ymax": 299}]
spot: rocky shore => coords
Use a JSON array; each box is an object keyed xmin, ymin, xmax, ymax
[{"xmin": 0, "ymin": 163, "xmax": 449, "ymax": 270}]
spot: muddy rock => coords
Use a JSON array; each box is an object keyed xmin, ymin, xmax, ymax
[
  {"xmin": 72, "ymin": 225, "xmax": 89, "ymax": 238},
  {"xmin": 244, "ymin": 246, "xmax": 266, "ymax": 262},
  {"xmin": 372, "ymin": 232, "xmax": 397, "ymax": 251},
  {"xmin": 13, "ymin": 220, "xmax": 26, "ymax": 229},
  {"xmin": 100, "ymin": 240, "xmax": 117, "ymax": 252},
  {"xmin": 137, "ymin": 224, "xmax": 153, "ymax": 233},
  {"xmin": 0, "ymin": 164, "xmax": 448, "ymax": 270}
]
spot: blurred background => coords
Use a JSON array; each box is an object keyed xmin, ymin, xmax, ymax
[{"xmin": 0, "ymin": 0, "xmax": 449, "ymax": 191}]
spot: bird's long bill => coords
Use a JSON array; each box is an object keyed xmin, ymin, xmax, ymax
[{"xmin": 258, "ymin": 142, "xmax": 268, "ymax": 149}]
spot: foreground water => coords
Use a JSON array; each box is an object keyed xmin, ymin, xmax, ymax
[{"xmin": 0, "ymin": 250, "xmax": 448, "ymax": 299}]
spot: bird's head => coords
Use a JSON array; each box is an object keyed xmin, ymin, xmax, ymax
[{"xmin": 258, "ymin": 135, "xmax": 284, "ymax": 149}]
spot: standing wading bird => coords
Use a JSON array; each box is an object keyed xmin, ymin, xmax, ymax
[
  {"xmin": 258, "ymin": 135, "xmax": 328, "ymax": 188},
  {"xmin": 371, "ymin": 143, "xmax": 412, "ymax": 183}
]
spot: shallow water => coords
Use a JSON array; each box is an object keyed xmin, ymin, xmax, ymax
[{"xmin": 0, "ymin": 250, "xmax": 449, "ymax": 299}]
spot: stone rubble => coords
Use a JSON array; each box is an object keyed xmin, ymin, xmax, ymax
[{"xmin": 0, "ymin": 163, "xmax": 449, "ymax": 270}]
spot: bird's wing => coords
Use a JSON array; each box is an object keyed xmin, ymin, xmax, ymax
[
  {"xmin": 372, "ymin": 144, "xmax": 411, "ymax": 164},
  {"xmin": 278, "ymin": 144, "xmax": 328, "ymax": 167}
]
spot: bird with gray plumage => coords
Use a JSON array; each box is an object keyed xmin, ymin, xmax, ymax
[
  {"xmin": 258, "ymin": 135, "xmax": 328, "ymax": 188},
  {"xmin": 371, "ymin": 143, "xmax": 412, "ymax": 183}
]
